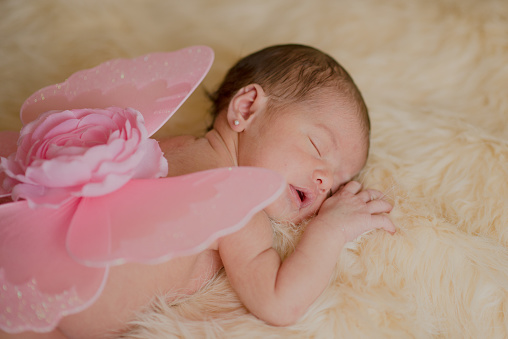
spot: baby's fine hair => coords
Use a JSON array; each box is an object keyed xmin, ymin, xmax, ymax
[{"xmin": 208, "ymin": 44, "xmax": 370, "ymax": 134}]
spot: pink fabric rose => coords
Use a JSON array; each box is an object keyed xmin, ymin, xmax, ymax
[{"xmin": 0, "ymin": 107, "xmax": 168, "ymax": 208}]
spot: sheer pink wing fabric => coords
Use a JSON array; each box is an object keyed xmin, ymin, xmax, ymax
[
  {"xmin": 0, "ymin": 199, "xmax": 108, "ymax": 333},
  {"xmin": 67, "ymin": 167, "xmax": 285, "ymax": 266},
  {"xmin": 20, "ymin": 45, "xmax": 214, "ymax": 136}
]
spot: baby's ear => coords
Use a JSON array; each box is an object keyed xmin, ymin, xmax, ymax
[{"xmin": 226, "ymin": 84, "xmax": 267, "ymax": 132}]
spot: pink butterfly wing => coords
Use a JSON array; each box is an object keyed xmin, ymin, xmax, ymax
[
  {"xmin": 66, "ymin": 167, "xmax": 285, "ymax": 266},
  {"xmin": 0, "ymin": 199, "xmax": 107, "ymax": 333},
  {"xmin": 19, "ymin": 46, "xmax": 214, "ymax": 136}
]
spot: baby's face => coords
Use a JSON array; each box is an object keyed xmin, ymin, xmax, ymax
[{"xmin": 237, "ymin": 96, "xmax": 368, "ymax": 223}]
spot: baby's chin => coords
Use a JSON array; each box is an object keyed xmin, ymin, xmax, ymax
[{"xmin": 263, "ymin": 197, "xmax": 313, "ymax": 224}]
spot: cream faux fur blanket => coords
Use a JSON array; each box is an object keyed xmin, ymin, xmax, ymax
[{"xmin": 1, "ymin": 0, "xmax": 507, "ymax": 338}]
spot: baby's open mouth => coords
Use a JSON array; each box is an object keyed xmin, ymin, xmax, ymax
[
  {"xmin": 296, "ymin": 189, "xmax": 305, "ymax": 202},
  {"xmin": 290, "ymin": 185, "xmax": 313, "ymax": 209}
]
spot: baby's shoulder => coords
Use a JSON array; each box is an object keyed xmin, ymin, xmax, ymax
[
  {"xmin": 159, "ymin": 135, "xmax": 207, "ymax": 160},
  {"xmin": 159, "ymin": 135, "xmax": 219, "ymax": 175},
  {"xmin": 159, "ymin": 135, "xmax": 198, "ymax": 151}
]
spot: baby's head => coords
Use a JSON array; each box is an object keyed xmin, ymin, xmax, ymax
[
  {"xmin": 210, "ymin": 44, "xmax": 370, "ymax": 222},
  {"xmin": 209, "ymin": 44, "xmax": 369, "ymax": 138}
]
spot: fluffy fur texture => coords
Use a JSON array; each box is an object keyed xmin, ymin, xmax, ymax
[{"xmin": 1, "ymin": 0, "xmax": 507, "ymax": 337}]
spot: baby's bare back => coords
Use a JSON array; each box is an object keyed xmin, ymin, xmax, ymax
[{"xmin": 57, "ymin": 248, "xmax": 221, "ymax": 338}]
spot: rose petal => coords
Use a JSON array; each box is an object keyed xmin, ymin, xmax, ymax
[
  {"xmin": 49, "ymin": 145, "xmax": 89, "ymax": 157},
  {"xmin": 1, "ymin": 177, "xmax": 19, "ymax": 196},
  {"xmin": 81, "ymin": 139, "xmax": 125, "ymax": 174},
  {"xmin": 79, "ymin": 126, "xmax": 109, "ymax": 145},
  {"xmin": 1, "ymin": 155, "xmax": 24, "ymax": 180},
  {"xmin": 24, "ymin": 158, "xmax": 92, "ymax": 188},
  {"xmin": 79, "ymin": 172, "xmax": 131, "ymax": 197},
  {"xmin": 78, "ymin": 112, "xmax": 118, "ymax": 131},
  {"xmin": 114, "ymin": 129, "xmax": 141, "ymax": 162},
  {"xmin": 131, "ymin": 139, "xmax": 168, "ymax": 179},
  {"xmin": 28, "ymin": 110, "xmax": 77, "ymax": 140},
  {"xmin": 0, "ymin": 131, "xmax": 20, "ymax": 197},
  {"xmin": 42, "ymin": 118, "xmax": 80, "ymax": 140},
  {"xmin": 11, "ymin": 183, "xmax": 77, "ymax": 208}
]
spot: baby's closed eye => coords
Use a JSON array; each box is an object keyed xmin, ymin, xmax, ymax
[{"xmin": 308, "ymin": 137, "xmax": 321, "ymax": 157}]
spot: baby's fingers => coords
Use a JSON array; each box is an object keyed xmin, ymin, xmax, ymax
[
  {"xmin": 359, "ymin": 189, "xmax": 385, "ymax": 203},
  {"xmin": 371, "ymin": 214, "xmax": 396, "ymax": 234},
  {"xmin": 367, "ymin": 199, "xmax": 393, "ymax": 214},
  {"xmin": 342, "ymin": 181, "xmax": 362, "ymax": 195}
]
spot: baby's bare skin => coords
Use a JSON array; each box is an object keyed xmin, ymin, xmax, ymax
[{"xmin": 58, "ymin": 250, "xmax": 222, "ymax": 338}]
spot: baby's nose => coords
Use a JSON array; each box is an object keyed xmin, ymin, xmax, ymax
[{"xmin": 313, "ymin": 169, "xmax": 332, "ymax": 193}]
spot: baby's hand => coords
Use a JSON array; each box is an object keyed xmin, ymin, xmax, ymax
[{"xmin": 315, "ymin": 181, "xmax": 395, "ymax": 243}]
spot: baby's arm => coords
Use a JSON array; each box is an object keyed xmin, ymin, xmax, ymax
[{"xmin": 218, "ymin": 181, "xmax": 395, "ymax": 326}]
